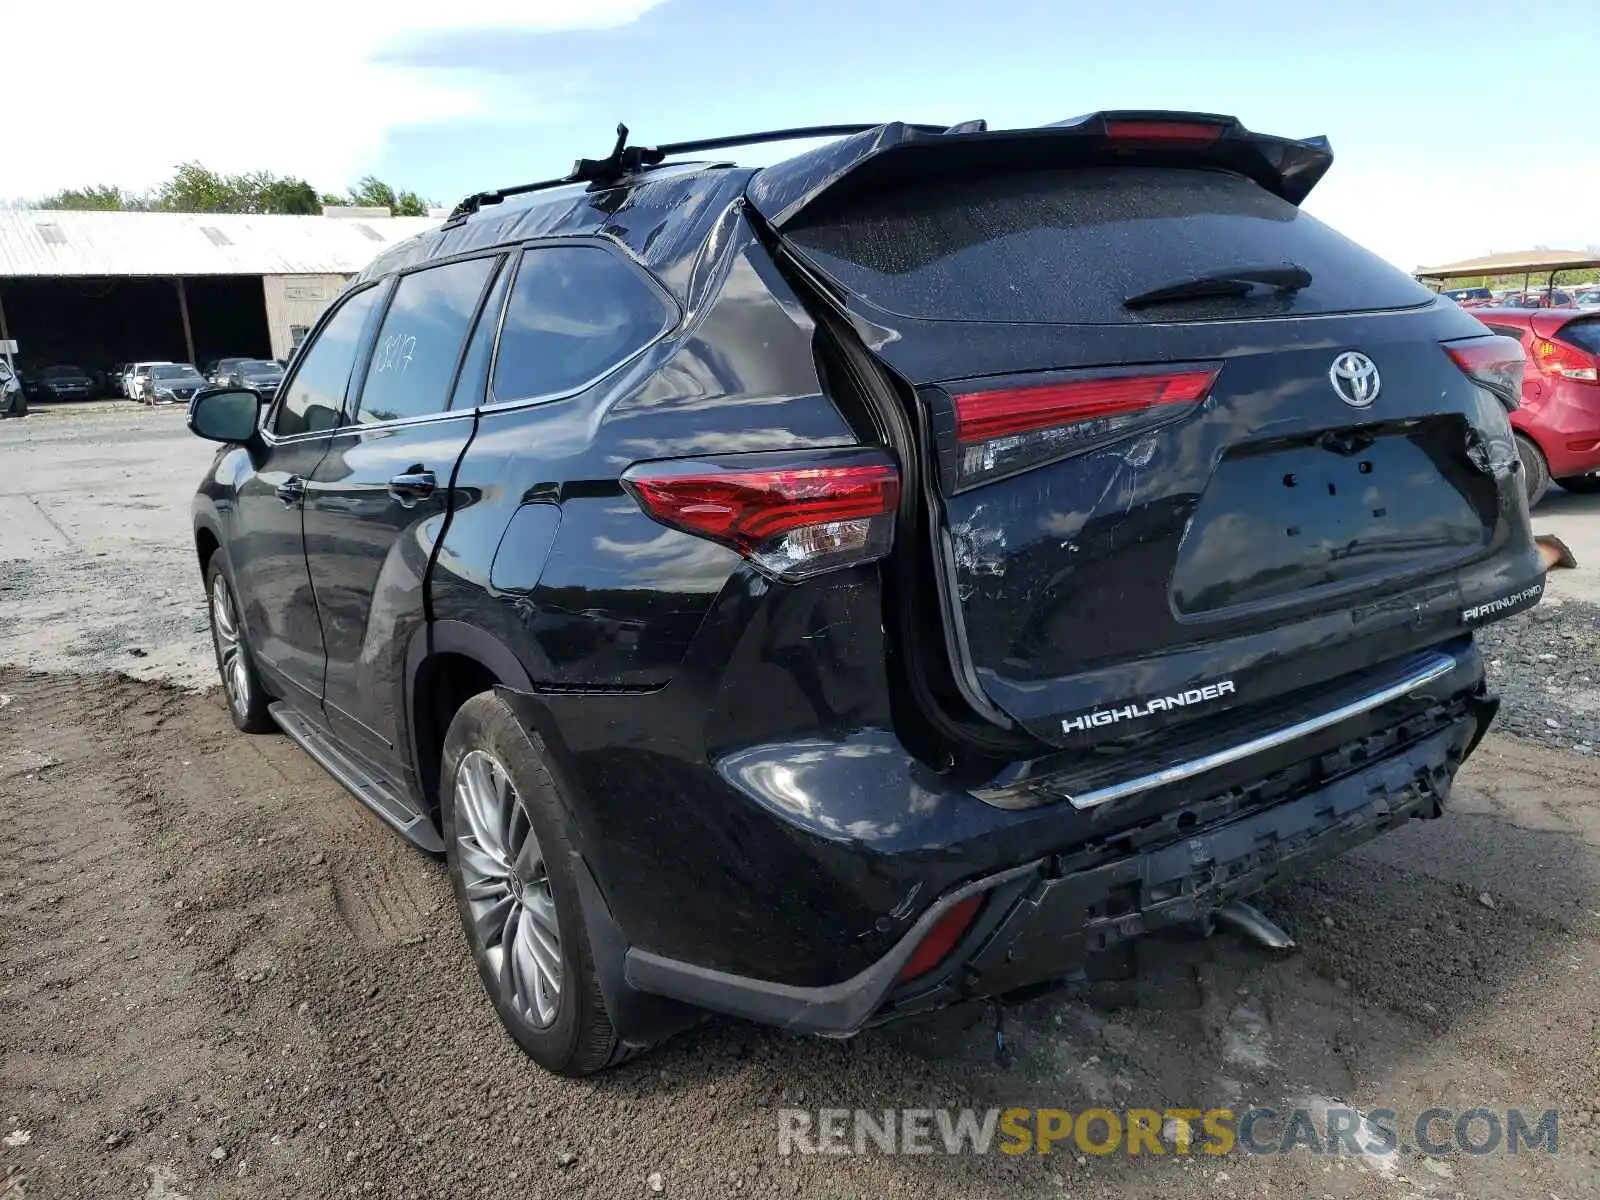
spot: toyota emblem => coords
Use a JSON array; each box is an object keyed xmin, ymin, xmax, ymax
[{"xmin": 1329, "ymin": 351, "xmax": 1381, "ymax": 408}]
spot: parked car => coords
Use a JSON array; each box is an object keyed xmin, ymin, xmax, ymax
[
  {"xmin": 1504, "ymin": 289, "xmax": 1575, "ymax": 309},
  {"xmin": 32, "ymin": 363, "xmax": 97, "ymax": 401},
  {"xmin": 106, "ymin": 364, "xmax": 131, "ymax": 399},
  {"xmin": 125, "ymin": 361, "xmax": 173, "ymax": 402},
  {"xmin": 209, "ymin": 357, "xmax": 284, "ymax": 400},
  {"xmin": 144, "ymin": 363, "xmax": 208, "ymax": 405},
  {"xmin": 1575, "ymin": 289, "xmax": 1600, "ymax": 309},
  {"xmin": 1442, "ymin": 286, "xmax": 1494, "ymax": 307},
  {"xmin": 187, "ymin": 112, "xmax": 1543, "ymax": 1077},
  {"xmin": 1472, "ymin": 307, "xmax": 1600, "ymax": 501},
  {"xmin": 0, "ymin": 360, "xmax": 25, "ymax": 418}
]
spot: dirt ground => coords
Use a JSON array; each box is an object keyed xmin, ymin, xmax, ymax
[{"xmin": 2, "ymin": 404, "xmax": 1599, "ymax": 1200}]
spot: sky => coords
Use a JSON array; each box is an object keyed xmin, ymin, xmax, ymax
[{"xmin": 10, "ymin": 0, "xmax": 1598, "ymax": 270}]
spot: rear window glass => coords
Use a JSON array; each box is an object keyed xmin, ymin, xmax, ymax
[
  {"xmin": 1558, "ymin": 319, "xmax": 1600, "ymax": 355},
  {"xmin": 786, "ymin": 167, "xmax": 1434, "ymax": 325}
]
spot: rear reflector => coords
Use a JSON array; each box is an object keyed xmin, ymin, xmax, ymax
[
  {"xmin": 1104, "ymin": 119, "xmax": 1224, "ymax": 145},
  {"xmin": 1445, "ymin": 336, "xmax": 1525, "ymax": 410},
  {"xmin": 949, "ymin": 367, "xmax": 1219, "ymax": 488},
  {"xmin": 622, "ymin": 450, "xmax": 899, "ymax": 582},
  {"xmin": 1532, "ymin": 336, "xmax": 1598, "ymax": 383},
  {"xmin": 897, "ymin": 894, "xmax": 984, "ymax": 984}
]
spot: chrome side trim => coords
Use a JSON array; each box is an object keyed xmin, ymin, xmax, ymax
[{"xmin": 984, "ymin": 652, "xmax": 1459, "ymax": 812}]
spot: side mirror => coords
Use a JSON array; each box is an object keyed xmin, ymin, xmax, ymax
[{"xmin": 188, "ymin": 387, "xmax": 261, "ymax": 443}]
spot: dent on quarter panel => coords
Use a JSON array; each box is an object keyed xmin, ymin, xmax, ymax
[{"xmin": 430, "ymin": 216, "xmax": 860, "ymax": 692}]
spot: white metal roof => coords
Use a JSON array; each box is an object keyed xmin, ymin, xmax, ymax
[
  {"xmin": 1414, "ymin": 249, "xmax": 1600, "ymax": 280},
  {"xmin": 0, "ymin": 208, "xmax": 439, "ymax": 277}
]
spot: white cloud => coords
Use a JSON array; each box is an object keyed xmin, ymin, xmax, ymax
[
  {"xmin": 6, "ymin": 0, "xmax": 667, "ymax": 200},
  {"xmin": 1307, "ymin": 156, "xmax": 1600, "ymax": 272}
]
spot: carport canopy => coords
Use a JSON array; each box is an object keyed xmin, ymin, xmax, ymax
[{"xmin": 1414, "ymin": 249, "xmax": 1600, "ymax": 290}]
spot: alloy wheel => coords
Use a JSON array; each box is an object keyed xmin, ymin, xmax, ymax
[
  {"xmin": 454, "ymin": 749, "xmax": 562, "ymax": 1028},
  {"xmin": 210, "ymin": 575, "xmax": 251, "ymax": 717}
]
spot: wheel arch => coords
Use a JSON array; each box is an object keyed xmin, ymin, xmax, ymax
[{"xmin": 404, "ymin": 621, "xmax": 539, "ymax": 828}]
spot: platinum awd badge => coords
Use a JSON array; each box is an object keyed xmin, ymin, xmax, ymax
[
  {"xmin": 1461, "ymin": 582, "xmax": 1543, "ymax": 626},
  {"xmin": 1062, "ymin": 679, "xmax": 1236, "ymax": 734}
]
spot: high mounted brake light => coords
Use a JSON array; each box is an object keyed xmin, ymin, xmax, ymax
[
  {"xmin": 948, "ymin": 367, "xmax": 1220, "ymax": 489},
  {"xmin": 622, "ymin": 450, "xmax": 900, "ymax": 582},
  {"xmin": 1103, "ymin": 119, "xmax": 1225, "ymax": 146},
  {"xmin": 1445, "ymin": 336, "xmax": 1525, "ymax": 410}
]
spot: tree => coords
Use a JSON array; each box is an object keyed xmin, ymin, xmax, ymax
[
  {"xmin": 37, "ymin": 184, "xmax": 143, "ymax": 211},
  {"xmin": 329, "ymin": 175, "xmax": 434, "ymax": 216},
  {"xmin": 32, "ymin": 165, "xmax": 431, "ymax": 215}
]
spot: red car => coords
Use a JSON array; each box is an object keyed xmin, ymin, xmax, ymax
[{"xmin": 1473, "ymin": 307, "xmax": 1600, "ymax": 504}]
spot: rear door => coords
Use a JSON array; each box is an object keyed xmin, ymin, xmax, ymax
[
  {"xmin": 301, "ymin": 252, "xmax": 505, "ymax": 776},
  {"xmin": 772, "ymin": 148, "xmax": 1520, "ymax": 749}
]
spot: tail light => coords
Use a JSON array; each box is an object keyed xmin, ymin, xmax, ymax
[
  {"xmin": 949, "ymin": 366, "xmax": 1219, "ymax": 489},
  {"xmin": 622, "ymin": 449, "xmax": 899, "ymax": 582},
  {"xmin": 897, "ymin": 894, "xmax": 984, "ymax": 984},
  {"xmin": 1531, "ymin": 336, "xmax": 1598, "ymax": 383},
  {"xmin": 1104, "ymin": 119, "xmax": 1224, "ymax": 146},
  {"xmin": 1445, "ymin": 336, "xmax": 1525, "ymax": 410}
]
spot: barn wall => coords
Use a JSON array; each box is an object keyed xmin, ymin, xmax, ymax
[{"xmin": 262, "ymin": 274, "xmax": 351, "ymax": 359}]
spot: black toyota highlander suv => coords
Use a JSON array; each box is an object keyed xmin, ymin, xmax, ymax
[{"xmin": 187, "ymin": 114, "xmax": 1544, "ymax": 1076}]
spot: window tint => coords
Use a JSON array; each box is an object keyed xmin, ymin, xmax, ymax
[
  {"xmin": 354, "ymin": 256, "xmax": 498, "ymax": 425},
  {"xmin": 274, "ymin": 287, "xmax": 381, "ymax": 436},
  {"xmin": 1558, "ymin": 319, "xmax": 1600, "ymax": 355},
  {"xmin": 490, "ymin": 246, "xmax": 671, "ymax": 404},
  {"xmin": 787, "ymin": 166, "xmax": 1436, "ymax": 325},
  {"xmin": 450, "ymin": 262, "xmax": 511, "ymax": 411}
]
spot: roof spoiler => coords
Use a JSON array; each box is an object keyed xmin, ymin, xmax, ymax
[{"xmin": 745, "ymin": 111, "xmax": 1333, "ymax": 230}]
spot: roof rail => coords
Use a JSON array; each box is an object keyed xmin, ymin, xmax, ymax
[{"xmin": 445, "ymin": 120, "xmax": 982, "ymax": 222}]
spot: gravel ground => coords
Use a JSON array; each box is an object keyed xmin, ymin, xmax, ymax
[
  {"xmin": 2, "ymin": 405, "xmax": 1599, "ymax": 1200},
  {"xmin": 1478, "ymin": 601, "xmax": 1600, "ymax": 753}
]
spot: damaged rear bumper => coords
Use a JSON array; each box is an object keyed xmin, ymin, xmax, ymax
[{"xmin": 621, "ymin": 695, "xmax": 1492, "ymax": 1036}]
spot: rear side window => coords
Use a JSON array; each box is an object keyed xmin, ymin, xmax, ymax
[
  {"xmin": 354, "ymin": 256, "xmax": 499, "ymax": 425},
  {"xmin": 1558, "ymin": 319, "xmax": 1600, "ymax": 355},
  {"xmin": 786, "ymin": 166, "xmax": 1435, "ymax": 325},
  {"xmin": 274, "ymin": 286, "xmax": 381, "ymax": 436},
  {"xmin": 490, "ymin": 245, "xmax": 672, "ymax": 404}
]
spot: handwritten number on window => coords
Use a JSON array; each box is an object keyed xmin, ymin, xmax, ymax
[{"xmin": 373, "ymin": 332, "xmax": 417, "ymax": 375}]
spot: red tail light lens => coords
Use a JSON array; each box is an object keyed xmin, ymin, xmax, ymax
[
  {"xmin": 949, "ymin": 367, "xmax": 1219, "ymax": 488},
  {"xmin": 1532, "ymin": 337, "xmax": 1598, "ymax": 383},
  {"xmin": 1445, "ymin": 336, "xmax": 1525, "ymax": 410},
  {"xmin": 622, "ymin": 450, "xmax": 899, "ymax": 582},
  {"xmin": 897, "ymin": 894, "xmax": 984, "ymax": 984},
  {"xmin": 1104, "ymin": 120, "xmax": 1224, "ymax": 146}
]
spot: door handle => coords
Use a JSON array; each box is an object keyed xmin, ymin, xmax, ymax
[
  {"xmin": 387, "ymin": 470, "xmax": 437, "ymax": 507},
  {"xmin": 275, "ymin": 475, "xmax": 306, "ymax": 505}
]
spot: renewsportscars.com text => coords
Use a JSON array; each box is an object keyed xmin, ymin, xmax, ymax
[{"xmin": 777, "ymin": 1106, "xmax": 1560, "ymax": 1157}]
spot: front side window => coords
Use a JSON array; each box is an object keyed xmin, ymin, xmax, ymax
[
  {"xmin": 490, "ymin": 245, "xmax": 673, "ymax": 405},
  {"xmin": 273, "ymin": 286, "xmax": 381, "ymax": 437},
  {"xmin": 353, "ymin": 256, "xmax": 499, "ymax": 425}
]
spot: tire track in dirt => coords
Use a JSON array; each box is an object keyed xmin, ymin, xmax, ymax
[{"xmin": 4, "ymin": 667, "xmax": 1599, "ymax": 1200}]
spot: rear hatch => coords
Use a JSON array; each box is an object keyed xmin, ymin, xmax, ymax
[{"xmin": 753, "ymin": 115, "xmax": 1526, "ymax": 749}]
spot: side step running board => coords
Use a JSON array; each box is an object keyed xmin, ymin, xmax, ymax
[{"xmin": 269, "ymin": 702, "xmax": 444, "ymax": 853}]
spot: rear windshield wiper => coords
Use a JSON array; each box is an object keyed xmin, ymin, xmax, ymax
[{"xmin": 1125, "ymin": 263, "xmax": 1313, "ymax": 310}]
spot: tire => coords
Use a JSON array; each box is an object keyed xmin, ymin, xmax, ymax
[
  {"xmin": 440, "ymin": 692, "xmax": 629, "ymax": 1076},
  {"xmin": 205, "ymin": 551, "xmax": 275, "ymax": 733},
  {"xmin": 1555, "ymin": 473, "xmax": 1600, "ymax": 494},
  {"xmin": 1515, "ymin": 434, "xmax": 1551, "ymax": 508}
]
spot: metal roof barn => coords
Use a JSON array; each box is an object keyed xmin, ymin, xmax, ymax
[
  {"xmin": 0, "ymin": 209, "xmax": 438, "ymax": 277},
  {"xmin": 0, "ymin": 209, "xmax": 439, "ymax": 376}
]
